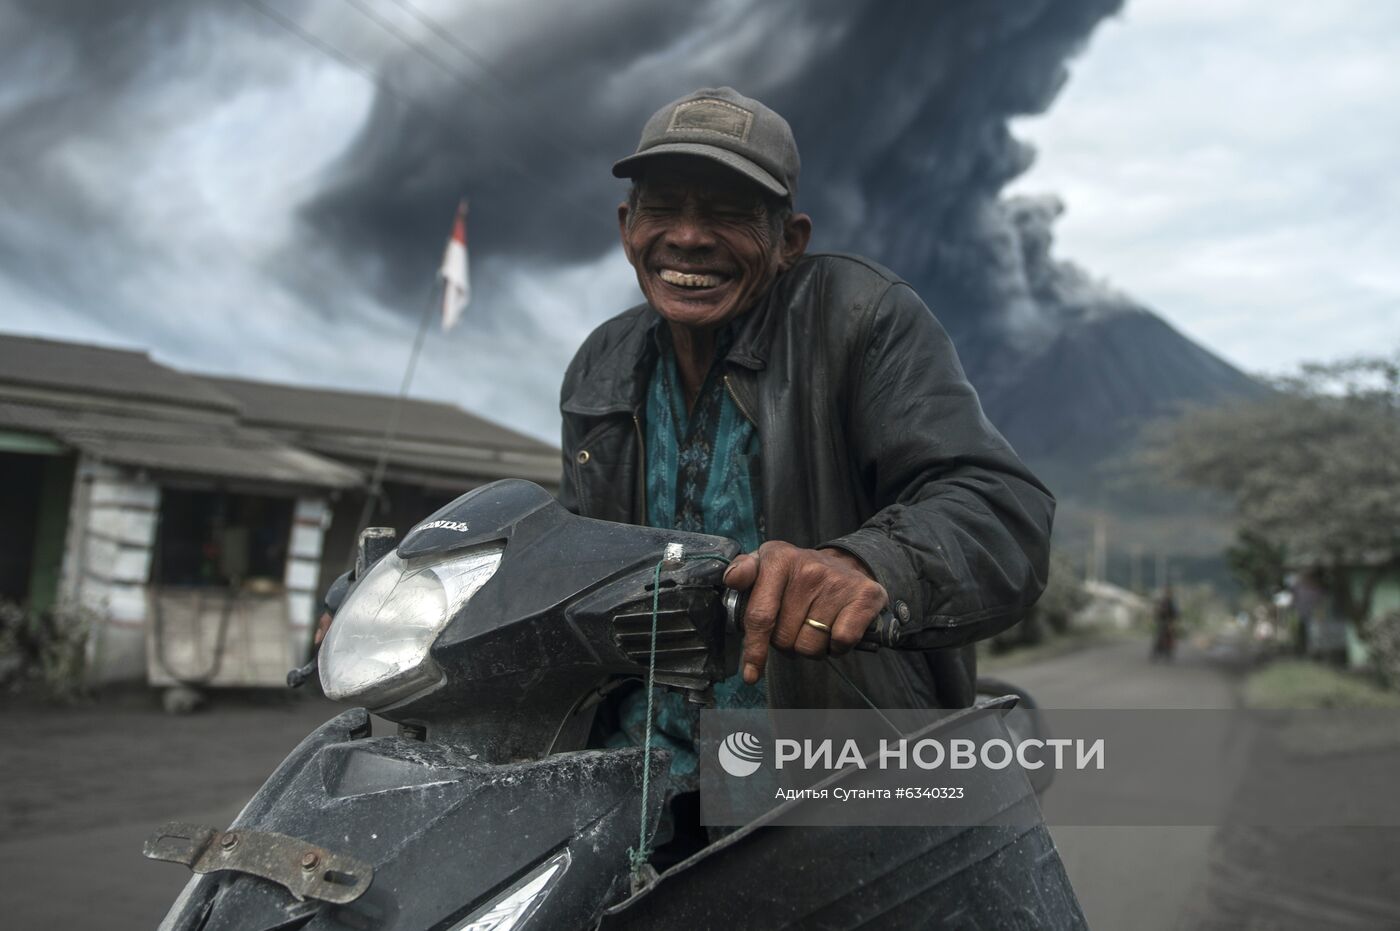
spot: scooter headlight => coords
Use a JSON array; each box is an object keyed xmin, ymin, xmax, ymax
[{"xmin": 319, "ymin": 544, "xmax": 504, "ymax": 710}]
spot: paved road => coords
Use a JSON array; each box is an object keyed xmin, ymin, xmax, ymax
[
  {"xmin": 2, "ymin": 640, "xmax": 1235, "ymax": 930},
  {"xmin": 992, "ymin": 637, "xmax": 1241, "ymax": 931},
  {"xmin": 3, "ymin": 640, "xmax": 1392, "ymax": 929},
  {"xmin": 0, "ymin": 689, "xmax": 350, "ymax": 929}
]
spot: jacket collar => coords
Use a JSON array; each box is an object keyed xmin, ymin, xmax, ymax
[{"xmin": 561, "ymin": 270, "xmax": 789, "ymax": 417}]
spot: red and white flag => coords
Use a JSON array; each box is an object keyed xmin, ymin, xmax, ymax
[{"xmin": 438, "ymin": 200, "xmax": 470, "ymax": 331}]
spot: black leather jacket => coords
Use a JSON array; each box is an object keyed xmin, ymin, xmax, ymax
[{"xmin": 558, "ymin": 253, "xmax": 1054, "ymax": 709}]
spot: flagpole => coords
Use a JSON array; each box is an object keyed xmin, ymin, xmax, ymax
[{"xmin": 348, "ymin": 277, "xmax": 441, "ymax": 563}]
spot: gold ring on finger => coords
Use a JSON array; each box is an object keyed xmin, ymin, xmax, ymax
[{"xmin": 804, "ymin": 618, "xmax": 832, "ymax": 633}]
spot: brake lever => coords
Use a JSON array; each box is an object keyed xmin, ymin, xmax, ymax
[
  {"xmin": 286, "ymin": 569, "xmax": 355, "ymax": 689},
  {"xmin": 856, "ymin": 608, "xmax": 902, "ymax": 651},
  {"xmin": 286, "ymin": 654, "xmax": 318, "ymax": 689}
]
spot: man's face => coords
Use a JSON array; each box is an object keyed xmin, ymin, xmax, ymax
[{"xmin": 618, "ymin": 158, "xmax": 810, "ymax": 331}]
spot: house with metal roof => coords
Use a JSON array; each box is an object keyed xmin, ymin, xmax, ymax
[
  {"xmin": 199, "ymin": 373, "xmax": 562, "ymax": 627},
  {"xmin": 0, "ymin": 332, "xmax": 560, "ymax": 689}
]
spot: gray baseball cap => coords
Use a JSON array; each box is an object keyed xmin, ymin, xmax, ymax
[{"xmin": 612, "ymin": 87, "xmax": 800, "ymax": 202}]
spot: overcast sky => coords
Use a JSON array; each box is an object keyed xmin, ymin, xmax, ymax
[
  {"xmin": 1008, "ymin": 0, "xmax": 1399, "ymax": 375},
  {"xmin": 1, "ymin": 0, "xmax": 1393, "ymax": 443}
]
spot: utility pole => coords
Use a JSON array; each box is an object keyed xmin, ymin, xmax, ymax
[
  {"xmin": 1092, "ymin": 516, "xmax": 1108, "ymax": 587},
  {"xmin": 345, "ymin": 277, "xmax": 443, "ymax": 571},
  {"xmin": 346, "ymin": 199, "xmax": 469, "ymax": 563}
]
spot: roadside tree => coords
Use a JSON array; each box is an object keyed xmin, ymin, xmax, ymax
[{"xmin": 1142, "ymin": 352, "xmax": 1400, "ymax": 636}]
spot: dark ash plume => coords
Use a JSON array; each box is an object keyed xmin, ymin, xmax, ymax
[
  {"xmin": 3, "ymin": 0, "xmax": 1261, "ymax": 467},
  {"xmin": 302, "ymin": 0, "xmax": 1128, "ymax": 353}
]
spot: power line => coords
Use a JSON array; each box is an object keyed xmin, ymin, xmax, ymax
[
  {"xmin": 382, "ymin": 0, "xmax": 594, "ymax": 153},
  {"xmin": 242, "ymin": 0, "xmax": 383, "ymax": 87},
  {"xmin": 342, "ymin": 0, "xmax": 593, "ymax": 163},
  {"xmin": 239, "ymin": 0, "xmax": 599, "ymax": 225},
  {"xmin": 383, "ymin": 0, "xmax": 518, "ymax": 94}
]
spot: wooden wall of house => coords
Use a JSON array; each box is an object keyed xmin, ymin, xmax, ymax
[
  {"xmin": 286, "ymin": 497, "xmax": 329, "ymax": 666},
  {"xmin": 62, "ymin": 460, "xmax": 160, "ymax": 684}
]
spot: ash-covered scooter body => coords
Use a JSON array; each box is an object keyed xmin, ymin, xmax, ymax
[
  {"xmin": 153, "ymin": 480, "xmax": 741, "ymax": 930},
  {"xmin": 148, "ymin": 479, "xmax": 1084, "ymax": 930}
]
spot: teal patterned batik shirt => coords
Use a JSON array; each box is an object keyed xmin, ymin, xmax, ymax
[
  {"xmin": 606, "ymin": 325, "xmax": 767, "ymax": 797},
  {"xmin": 645, "ymin": 328, "xmax": 764, "ymax": 554}
]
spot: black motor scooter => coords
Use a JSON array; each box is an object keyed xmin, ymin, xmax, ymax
[{"xmin": 145, "ymin": 479, "xmax": 1083, "ymax": 929}]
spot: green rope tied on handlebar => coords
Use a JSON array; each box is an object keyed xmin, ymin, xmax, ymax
[{"xmin": 627, "ymin": 549, "xmax": 732, "ymax": 890}]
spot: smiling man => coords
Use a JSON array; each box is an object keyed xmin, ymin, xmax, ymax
[{"xmin": 559, "ymin": 86, "xmax": 1053, "ymax": 725}]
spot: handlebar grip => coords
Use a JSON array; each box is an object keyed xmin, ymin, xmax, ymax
[{"xmin": 727, "ymin": 590, "xmax": 902, "ymax": 651}]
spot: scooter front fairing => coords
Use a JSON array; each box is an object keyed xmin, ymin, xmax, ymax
[{"xmin": 154, "ymin": 708, "xmax": 668, "ymax": 931}]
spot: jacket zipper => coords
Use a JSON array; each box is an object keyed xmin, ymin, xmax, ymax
[
  {"xmin": 723, "ymin": 374, "xmax": 757, "ymax": 426},
  {"xmin": 632, "ymin": 411, "xmax": 647, "ymax": 522}
]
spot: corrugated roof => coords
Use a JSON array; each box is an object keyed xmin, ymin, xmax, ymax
[
  {"xmin": 0, "ymin": 399, "xmax": 360, "ymax": 489},
  {"xmin": 303, "ymin": 434, "xmax": 560, "ymax": 488},
  {"xmin": 0, "ymin": 333, "xmax": 239, "ymax": 414},
  {"xmin": 201, "ymin": 375, "xmax": 556, "ymax": 454},
  {"xmin": 0, "ymin": 332, "xmax": 559, "ymax": 491}
]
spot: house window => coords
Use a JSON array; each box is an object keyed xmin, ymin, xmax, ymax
[{"xmin": 154, "ymin": 490, "xmax": 293, "ymax": 588}]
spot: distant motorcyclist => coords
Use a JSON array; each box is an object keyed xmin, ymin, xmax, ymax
[{"xmin": 1152, "ymin": 586, "xmax": 1179, "ymax": 660}]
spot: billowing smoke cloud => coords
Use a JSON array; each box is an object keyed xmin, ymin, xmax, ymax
[
  {"xmin": 0, "ymin": 0, "xmax": 1130, "ymax": 441},
  {"xmin": 308, "ymin": 0, "xmax": 1128, "ymax": 340},
  {"xmin": 1011, "ymin": 194, "xmax": 1144, "ymax": 324}
]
